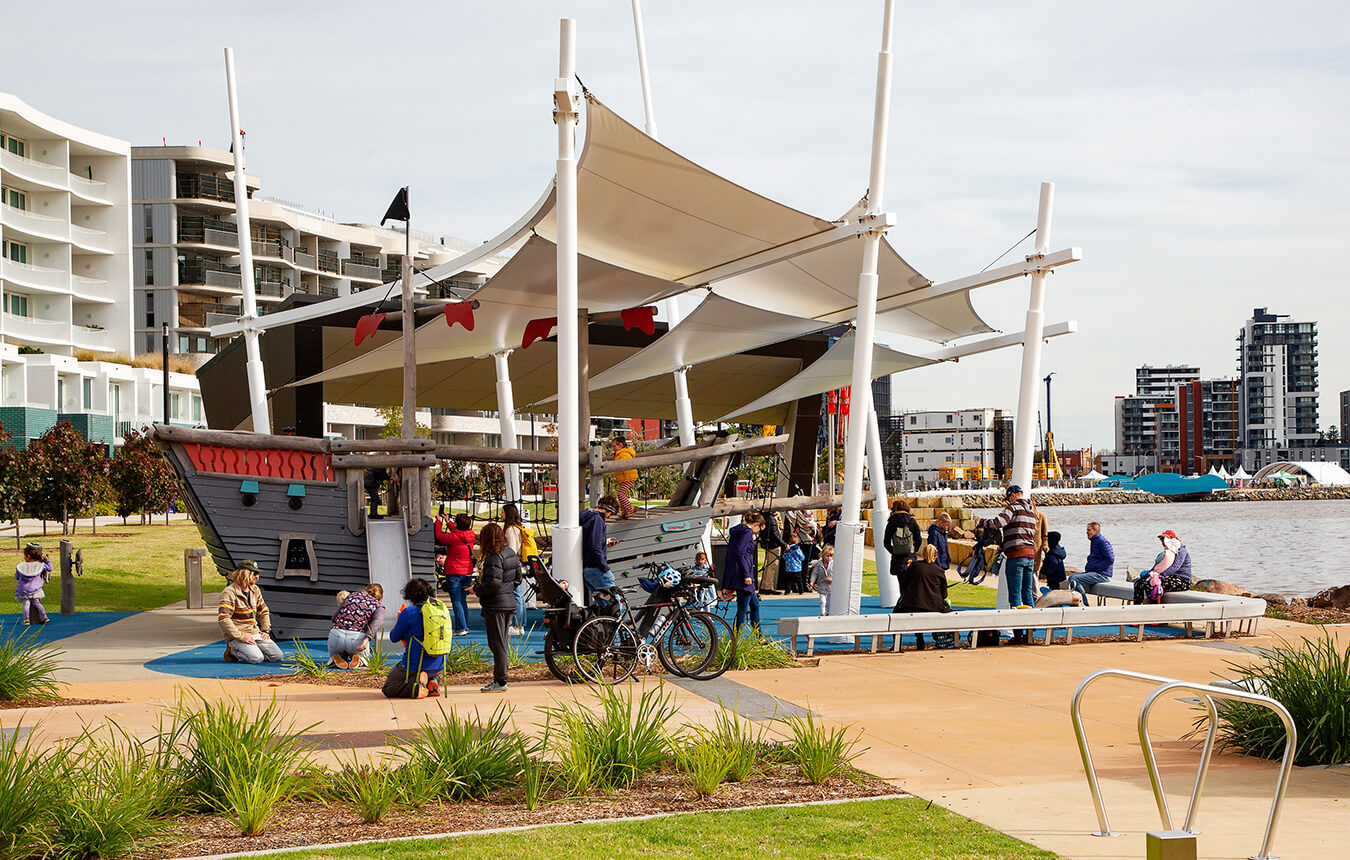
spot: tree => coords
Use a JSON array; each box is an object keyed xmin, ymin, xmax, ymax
[
  {"xmin": 1326, "ymin": 425, "xmax": 1341, "ymax": 445},
  {"xmin": 0, "ymin": 428, "xmax": 26, "ymax": 547},
  {"xmin": 22, "ymin": 422, "xmax": 111, "ymax": 534},
  {"xmin": 108, "ymin": 428, "xmax": 179, "ymax": 525},
  {"xmin": 376, "ymin": 405, "xmax": 432, "ymax": 440}
]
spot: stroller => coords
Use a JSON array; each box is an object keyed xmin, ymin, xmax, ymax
[
  {"xmin": 961, "ymin": 524, "xmax": 1005, "ymax": 586},
  {"xmin": 533, "ymin": 558, "xmax": 594, "ymax": 683}
]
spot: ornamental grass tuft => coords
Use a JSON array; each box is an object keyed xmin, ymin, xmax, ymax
[
  {"xmin": 0, "ymin": 630, "xmax": 63, "ymax": 702},
  {"xmin": 541, "ymin": 683, "xmax": 681, "ymax": 793},
  {"xmin": 398, "ymin": 703, "xmax": 524, "ymax": 800},
  {"xmin": 780, "ymin": 711, "xmax": 865, "ymax": 785}
]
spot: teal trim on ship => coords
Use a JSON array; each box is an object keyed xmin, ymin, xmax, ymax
[{"xmin": 1099, "ymin": 472, "xmax": 1229, "ymax": 497}]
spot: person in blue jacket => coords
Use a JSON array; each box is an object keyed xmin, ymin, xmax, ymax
[
  {"xmin": 721, "ymin": 512, "xmax": 764, "ymax": 631},
  {"xmin": 1040, "ymin": 531, "xmax": 1068, "ymax": 590},
  {"xmin": 579, "ymin": 495, "xmax": 619, "ymax": 600},
  {"xmin": 1067, "ymin": 521, "xmax": 1114, "ymax": 603},
  {"xmin": 382, "ymin": 577, "xmax": 444, "ymax": 699},
  {"xmin": 926, "ymin": 512, "xmax": 952, "ymax": 571}
]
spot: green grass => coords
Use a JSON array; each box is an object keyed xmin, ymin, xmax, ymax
[
  {"xmin": 0, "ymin": 522, "xmax": 206, "ymax": 615},
  {"xmin": 241, "ymin": 797, "xmax": 1062, "ymax": 859},
  {"xmin": 850, "ymin": 556, "xmax": 996, "ymax": 608}
]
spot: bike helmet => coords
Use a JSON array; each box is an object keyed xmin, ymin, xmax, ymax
[{"xmin": 657, "ymin": 565, "xmax": 682, "ymax": 589}]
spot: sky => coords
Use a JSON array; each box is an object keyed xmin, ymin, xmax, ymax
[{"xmin": 6, "ymin": 1, "xmax": 1348, "ymax": 449}]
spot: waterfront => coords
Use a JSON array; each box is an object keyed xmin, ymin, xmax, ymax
[{"xmin": 972, "ymin": 498, "xmax": 1350, "ymax": 597}]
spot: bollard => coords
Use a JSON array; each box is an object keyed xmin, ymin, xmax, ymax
[
  {"xmin": 60, "ymin": 539, "xmax": 75, "ymax": 615},
  {"xmin": 184, "ymin": 548, "xmax": 208, "ymax": 609},
  {"xmin": 1146, "ymin": 831, "xmax": 1197, "ymax": 860}
]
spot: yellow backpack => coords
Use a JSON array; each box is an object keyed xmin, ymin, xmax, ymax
[{"xmin": 518, "ymin": 526, "xmax": 540, "ymax": 562}]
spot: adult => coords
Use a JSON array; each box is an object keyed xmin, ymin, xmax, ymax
[
  {"xmin": 1032, "ymin": 509, "xmax": 1049, "ymax": 574},
  {"xmin": 722, "ymin": 511, "xmax": 764, "ymax": 631},
  {"xmin": 364, "ymin": 467, "xmax": 389, "ymax": 518},
  {"xmin": 502, "ymin": 503, "xmax": 538, "ymax": 635},
  {"xmin": 1067, "ymin": 522, "xmax": 1115, "ymax": 603},
  {"xmin": 883, "ymin": 499, "xmax": 922, "ymax": 584},
  {"xmin": 383, "ymin": 577, "xmax": 444, "ymax": 699},
  {"xmin": 218, "ymin": 560, "xmax": 283, "ymax": 664},
  {"xmin": 822, "ymin": 507, "xmax": 842, "ymax": 547},
  {"xmin": 1133, "ymin": 529, "xmax": 1192, "ymax": 604},
  {"xmin": 610, "ymin": 437, "xmax": 639, "ymax": 518},
  {"xmin": 435, "ymin": 512, "xmax": 476, "ymax": 636},
  {"xmin": 787, "ymin": 502, "xmax": 820, "ymax": 572},
  {"xmin": 476, "ymin": 522, "xmax": 522, "ymax": 692},
  {"xmin": 926, "ymin": 512, "xmax": 953, "ymax": 571},
  {"xmin": 978, "ymin": 484, "xmax": 1038, "ymax": 617},
  {"xmin": 580, "ymin": 495, "xmax": 620, "ymax": 599},
  {"xmin": 327, "ymin": 584, "xmax": 386, "ymax": 669},
  {"xmin": 756, "ymin": 511, "xmax": 788, "ymax": 594},
  {"xmin": 894, "ymin": 544, "xmax": 953, "ymax": 650}
]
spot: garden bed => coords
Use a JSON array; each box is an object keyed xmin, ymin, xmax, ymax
[
  {"xmin": 149, "ymin": 765, "xmax": 896, "ymax": 858},
  {"xmin": 0, "ymin": 695, "xmax": 118, "ymax": 710}
]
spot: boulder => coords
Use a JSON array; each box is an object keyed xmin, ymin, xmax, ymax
[
  {"xmin": 1307, "ymin": 585, "xmax": 1350, "ymax": 610},
  {"xmin": 1191, "ymin": 579, "xmax": 1246, "ymax": 596},
  {"xmin": 1251, "ymin": 592, "xmax": 1292, "ymax": 606}
]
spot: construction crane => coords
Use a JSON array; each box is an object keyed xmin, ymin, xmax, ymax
[{"xmin": 1042, "ymin": 373, "xmax": 1063, "ymax": 481}]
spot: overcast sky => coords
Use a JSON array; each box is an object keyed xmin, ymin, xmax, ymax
[{"xmin": 7, "ymin": 1, "xmax": 1347, "ymax": 449}]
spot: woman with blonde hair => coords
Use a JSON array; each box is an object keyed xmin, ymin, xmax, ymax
[
  {"xmin": 895, "ymin": 544, "xmax": 954, "ymax": 650},
  {"xmin": 217, "ymin": 561, "xmax": 283, "ymax": 664}
]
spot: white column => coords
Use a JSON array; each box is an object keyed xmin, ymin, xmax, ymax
[
  {"xmin": 832, "ymin": 0, "xmax": 895, "ymax": 619},
  {"xmin": 223, "ymin": 48, "xmax": 269, "ymax": 435},
  {"xmin": 553, "ymin": 19, "xmax": 583, "ymax": 606},
  {"xmin": 400, "ymin": 199, "xmax": 415, "ymax": 440},
  {"xmin": 868, "ymin": 397, "xmax": 896, "ymax": 608},
  {"xmin": 493, "ymin": 349, "xmax": 522, "ymax": 503},
  {"xmin": 1010, "ymin": 182, "xmax": 1055, "ymax": 489},
  {"xmin": 630, "ymin": 0, "xmax": 659, "ymax": 139},
  {"xmin": 673, "ymin": 363, "xmax": 695, "ymax": 448}
]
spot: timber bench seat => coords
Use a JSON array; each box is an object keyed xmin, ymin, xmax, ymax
[{"xmin": 776, "ymin": 593, "xmax": 1266, "ymax": 657}]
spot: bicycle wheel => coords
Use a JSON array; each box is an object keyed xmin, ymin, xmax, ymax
[
  {"xmin": 543, "ymin": 627, "xmax": 585, "ymax": 684},
  {"xmin": 657, "ymin": 611, "xmax": 717, "ymax": 677},
  {"xmin": 572, "ymin": 616, "xmax": 639, "ymax": 684},
  {"xmin": 680, "ymin": 611, "xmax": 736, "ymax": 680}
]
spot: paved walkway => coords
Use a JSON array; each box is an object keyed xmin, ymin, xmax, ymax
[{"xmin": 4, "ymin": 593, "xmax": 1347, "ymax": 859}]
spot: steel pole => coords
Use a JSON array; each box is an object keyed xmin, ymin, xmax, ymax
[
  {"xmin": 401, "ymin": 198, "xmax": 415, "ymax": 439},
  {"xmin": 1010, "ymin": 183, "xmax": 1055, "ymax": 488},
  {"xmin": 833, "ymin": 0, "xmax": 895, "ymax": 619},
  {"xmin": 494, "ymin": 350, "xmax": 522, "ymax": 503},
  {"xmin": 223, "ymin": 48, "xmax": 269, "ymax": 435}
]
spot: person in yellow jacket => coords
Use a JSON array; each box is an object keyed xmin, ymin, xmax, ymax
[{"xmin": 610, "ymin": 436, "xmax": 638, "ymax": 518}]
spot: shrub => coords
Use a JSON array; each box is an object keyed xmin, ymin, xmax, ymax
[
  {"xmin": 442, "ymin": 642, "xmax": 490, "ymax": 674},
  {"xmin": 330, "ymin": 756, "xmax": 402, "ymax": 824},
  {"xmin": 506, "ymin": 627, "xmax": 540, "ymax": 669},
  {"xmin": 541, "ymin": 683, "xmax": 680, "ymax": 793},
  {"xmin": 364, "ymin": 636, "xmax": 396, "ymax": 675},
  {"xmin": 780, "ymin": 712, "xmax": 865, "ymax": 785},
  {"xmin": 1204, "ymin": 634, "xmax": 1350, "ymax": 766},
  {"xmin": 708, "ymin": 706, "xmax": 770, "ymax": 782},
  {"xmin": 285, "ymin": 640, "xmax": 330, "ymax": 678},
  {"xmin": 674, "ymin": 737, "xmax": 731, "ymax": 797},
  {"xmin": 721, "ymin": 629, "xmax": 797, "ymax": 671},
  {"xmin": 0, "ymin": 631, "xmax": 63, "ymax": 702},
  {"xmin": 398, "ymin": 703, "xmax": 523, "ymax": 800},
  {"xmin": 0, "ymin": 727, "xmax": 58, "ymax": 859},
  {"xmin": 44, "ymin": 731, "xmax": 170, "ymax": 859}
]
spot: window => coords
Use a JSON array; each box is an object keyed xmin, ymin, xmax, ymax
[
  {"xmin": 6, "ymin": 294, "xmax": 28, "ymax": 316},
  {"xmin": 192, "ymin": 395, "xmax": 202, "ymax": 423},
  {"xmin": 145, "ymin": 292, "xmax": 154, "ymax": 327},
  {"xmin": 170, "ymin": 392, "xmax": 181, "ymax": 419},
  {"xmin": 946, "ymin": 415, "xmax": 954, "ymax": 424},
  {"xmin": 144, "ymin": 249, "xmax": 154, "ymax": 285},
  {"xmin": 142, "ymin": 206, "xmax": 153, "ymax": 243},
  {"xmin": 4, "ymin": 134, "xmax": 25, "ymax": 157},
  {"xmin": 111, "ymin": 384, "xmax": 121, "ymax": 424},
  {"xmin": 2, "ymin": 187, "xmax": 25, "ymax": 210},
  {"xmin": 3, "ymin": 241, "xmax": 28, "ymax": 263},
  {"xmin": 82, "ymin": 378, "xmax": 92, "ymax": 410}
]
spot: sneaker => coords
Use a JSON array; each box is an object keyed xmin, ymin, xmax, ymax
[
  {"xmin": 508, "ymin": 626, "xmax": 525, "ymax": 636},
  {"xmin": 481, "ymin": 681, "xmax": 508, "ymax": 693},
  {"xmin": 19, "ymin": 620, "xmax": 29, "ymax": 626},
  {"xmin": 455, "ymin": 629, "xmax": 470, "ymax": 636},
  {"xmin": 332, "ymin": 655, "xmax": 350, "ymax": 670},
  {"xmin": 426, "ymin": 679, "xmax": 441, "ymax": 697}
]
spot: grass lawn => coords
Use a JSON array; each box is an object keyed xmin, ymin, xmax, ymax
[
  {"xmin": 0, "ymin": 522, "xmax": 206, "ymax": 615},
  {"xmin": 847, "ymin": 557, "xmax": 997, "ymax": 609},
  {"xmin": 247, "ymin": 798, "xmax": 1060, "ymax": 860}
]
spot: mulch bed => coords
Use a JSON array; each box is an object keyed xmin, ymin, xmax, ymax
[
  {"xmin": 255, "ymin": 663, "xmax": 560, "ymax": 689},
  {"xmin": 1264, "ymin": 601, "xmax": 1350, "ymax": 625},
  {"xmin": 0, "ymin": 696, "xmax": 120, "ymax": 710},
  {"xmin": 147, "ymin": 764, "xmax": 899, "ymax": 858}
]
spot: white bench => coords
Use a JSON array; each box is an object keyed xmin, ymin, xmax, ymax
[
  {"xmin": 776, "ymin": 594, "xmax": 1266, "ymax": 657},
  {"xmin": 1081, "ymin": 579, "xmax": 1264, "ymax": 639}
]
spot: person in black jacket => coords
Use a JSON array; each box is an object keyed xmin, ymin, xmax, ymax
[
  {"xmin": 895, "ymin": 544, "xmax": 953, "ymax": 650},
  {"xmin": 756, "ymin": 511, "xmax": 788, "ymax": 593},
  {"xmin": 883, "ymin": 499, "xmax": 922, "ymax": 588},
  {"xmin": 476, "ymin": 522, "xmax": 522, "ymax": 692}
]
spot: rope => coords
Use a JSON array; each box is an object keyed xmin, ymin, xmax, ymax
[{"xmin": 979, "ymin": 227, "xmax": 1037, "ymax": 274}]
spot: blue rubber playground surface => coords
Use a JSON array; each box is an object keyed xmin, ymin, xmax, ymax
[
  {"xmin": 139, "ymin": 594, "xmax": 1195, "ymax": 680},
  {"xmin": 1, "ymin": 611, "xmax": 135, "ymax": 644}
]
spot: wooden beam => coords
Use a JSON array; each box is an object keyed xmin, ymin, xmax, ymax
[
  {"xmin": 431, "ymin": 445, "xmax": 566, "ymax": 466},
  {"xmin": 330, "ymin": 437, "xmax": 436, "ymax": 452},
  {"xmin": 711, "ymin": 490, "xmax": 874, "ymax": 518},
  {"xmin": 331, "ymin": 453, "xmax": 438, "ymax": 469},
  {"xmin": 152, "ymin": 424, "xmax": 329, "ymax": 453},
  {"xmin": 594, "ymin": 434, "xmax": 788, "ymax": 475}
]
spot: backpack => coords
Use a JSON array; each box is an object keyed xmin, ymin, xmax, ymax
[
  {"xmin": 518, "ymin": 526, "xmax": 540, "ymax": 561},
  {"xmin": 419, "ymin": 598, "xmax": 454, "ymax": 656},
  {"xmin": 889, "ymin": 514, "xmax": 915, "ymax": 557}
]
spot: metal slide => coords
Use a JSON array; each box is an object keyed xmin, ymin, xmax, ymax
[{"xmin": 365, "ymin": 519, "xmax": 413, "ymax": 625}]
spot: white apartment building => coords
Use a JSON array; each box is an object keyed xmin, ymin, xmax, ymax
[
  {"xmin": 898, "ymin": 408, "xmax": 1010, "ymax": 483},
  {"xmin": 131, "ymin": 146, "xmax": 472, "ymax": 357}
]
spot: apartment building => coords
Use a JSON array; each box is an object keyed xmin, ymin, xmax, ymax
[
  {"xmin": 1176, "ymin": 377, "xmax": 1240, "ymax": 474},
  {"xmin": 1237, "ymin": 308, "xmax": 1318, "ymax": 449},
  {"xmin": 131, "ymin": 145, "xmax": 473, "ymax": 357},
  {"xmin": 896, "ymin": 408, "xmax": 1010, "ymax": 483}
]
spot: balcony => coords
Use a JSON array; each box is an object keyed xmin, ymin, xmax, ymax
[
  {"xmin": 71, "ymin": 275, "xmax": 116, "ymax": 302},
  {"xmin": 252, "ymin": 239, "xmax": 290, "ymax": 261},
  {"xmin": 341, "ymin": 259, "xmax": 380, "ymax": 281},
  {"xmin": 69, "ymin": 224, "xmax": 112, "ymax": 253},
  {"xmin": 1, "ymin": 203, "xmax": 67, "ymax": 242},
  {"xmin": 0, "ymin": 149, "xmax": 67, "ymax": 188},
  {"xmin": 177, "ymin": 173, "xmax": 236, "ymax": 203},
  {"xmin": 179, "ymin": 300, "xmax": 239, "ymax": 328},
  {"xmin": 1, "ymin": 258, "xmax": 67, "ymax": 291},
  {"xmin": 2, "ymin": 312, "xmax": 68, "ymax": 344},
  {"xmin": 68, "ymin": 174, "xmax": 112, "ymax": 205},
  {"xmin": 293, "ymin": 249, "xmax": 317, "ymax": 270},
  {"xmin": 71, "ymin": 324, "xmax": 114, "ymax": 351},
  {"xmin": 180, "ymin": 261, "xmax": 242, "ymax": 289},
  {"xmin": 316, "ymin": 249, "xmax": 340, "ymax": 274}
]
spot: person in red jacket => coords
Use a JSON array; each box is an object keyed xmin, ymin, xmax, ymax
[{"xmin": 435, "ymin": 512, "xmax": 476, "ymax": 635}]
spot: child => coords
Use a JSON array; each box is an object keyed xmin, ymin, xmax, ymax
[
  {"xmin": 782, "ymin": 534, "xmax": 806, "ymax": 594},
  {"xmin": 809, "ymin": 545, "xmax": 834, "ymax": 616},
  {"xmin": 691, "ymin": 550, "xmax": 717, "ymax": 610},
  {"xmin": 335, "ymin": 590, "xmax": 351, "ymax": 605},
  {"xmin": 1041, "ymin": 532, "xmax": 1067, "ymax": 590},
  {"xmin": 15, "ymin": 542, "xmax": 52, "ymax": 626}
]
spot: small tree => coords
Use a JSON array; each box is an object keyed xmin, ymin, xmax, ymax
[
  {"xmin": 22, "ymin": 422, "xmax": 111, "ymax": 534},
  {"xmin": 0, "ymin": 428, "xmax": 26, "ymax": 547},
  {"xmin": 376, "ymin": 405, "xmax": 432, "ymax": 440},
  {"xmin": 109, "ymin": 428, "xmax": 179, "ymax": 525}
]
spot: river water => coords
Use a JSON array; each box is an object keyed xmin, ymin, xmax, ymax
[{"xmin": 970, "ymin": 499, "xmax": 1350, "ymax": 597}]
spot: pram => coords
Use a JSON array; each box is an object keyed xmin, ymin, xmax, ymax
[{"xmin": 532, "ymin": 557, "xmax": 592, "ymax": 683}]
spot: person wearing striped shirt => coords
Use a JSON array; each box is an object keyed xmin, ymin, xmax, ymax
[
  {"xmin": 218, "ymin": 560, "xmax": 283, "ymax": 664},
  {"xmin": 978, "ymin": 485, "xmax": 1039, "ymax": 620}
]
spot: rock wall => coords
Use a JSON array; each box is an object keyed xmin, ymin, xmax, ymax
[{"xmin": 955, "ymin": 486, "xmax": 1350, "ymax": 507}]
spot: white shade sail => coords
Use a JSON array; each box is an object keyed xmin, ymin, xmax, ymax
[{"xmin": 714, "ymin": 330, "xmax": 935, "ymax": 423}]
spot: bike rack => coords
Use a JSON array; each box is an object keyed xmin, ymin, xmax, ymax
[{"xmin": 1071, "ymin": 668, "xmax": 1296, "ymax": 860}]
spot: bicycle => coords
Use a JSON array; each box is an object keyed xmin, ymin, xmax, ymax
[{"xmin": 570, "ymin": 562, "xmax": 736, "ymax": 684}]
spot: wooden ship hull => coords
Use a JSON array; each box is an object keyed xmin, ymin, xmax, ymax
[{"xmin": 153, "ymin": 425, "xmax": 789, "ymax": 640}]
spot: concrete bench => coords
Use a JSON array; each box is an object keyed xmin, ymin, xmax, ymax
[
  {"xmin": 776, "ymin": 594, "xmax": 1266, "ymax": 656},
  {"xmin": 1082, "ymin": 579, "xmax": 1265, "ymax": 638}
]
